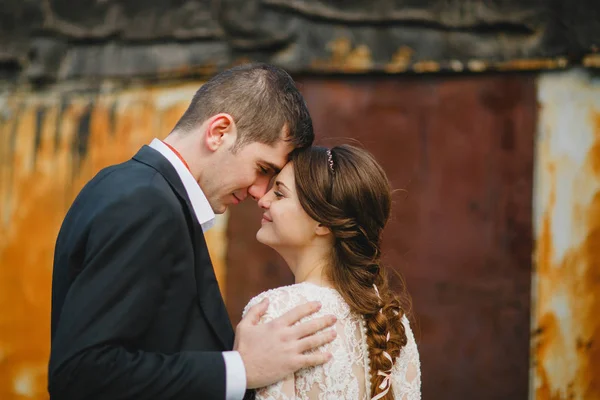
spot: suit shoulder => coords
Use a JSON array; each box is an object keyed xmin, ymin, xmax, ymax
[
  {"xmin": 87, "ymin": 160, "xmax": 173, "ymax": 201},
  {"xmin": 65, "ymin": 164, "xmax": 179, "ymax": 231}
]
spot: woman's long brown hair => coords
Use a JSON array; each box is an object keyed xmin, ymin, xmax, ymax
[{"xmin": 292, "ymin": 145, "xmax": 412, "ymax": 400}]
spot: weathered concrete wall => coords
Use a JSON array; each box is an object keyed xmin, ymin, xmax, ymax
[
  {"xmin": 531, "ymin": 68, "xmax": 600, "ymax": 400},
  {"xmin": 1, "ymin": 0, "xmax": 599, "ymax": 82},
  {"xmin": 0, "ymin": 82, "xmax": 229, "ymax": 400}
]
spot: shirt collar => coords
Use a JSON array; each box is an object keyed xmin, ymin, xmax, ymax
[{"xmin": 149, "ymin": 138, "xmax": 215, "ymax": 232}]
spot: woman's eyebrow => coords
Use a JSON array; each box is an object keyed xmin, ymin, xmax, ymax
[{"xmin": 275, "ymin": 181, "xmax": 290, "ymax": 191}]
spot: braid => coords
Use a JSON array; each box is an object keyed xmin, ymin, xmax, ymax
[{"xmin": 329, "ymin": 228, "xmax": 407, "ymax": 400}]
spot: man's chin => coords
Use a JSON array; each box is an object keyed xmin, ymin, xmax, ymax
[
  {"xmin": 217, "ymin": 205, "xmax": 228, "ymax": 214},
  {"xmin": 210, "ymin": 201, "xmax": 228, "ymax": 215}
]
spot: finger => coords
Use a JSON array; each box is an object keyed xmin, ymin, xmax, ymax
[
  {"xmin": 297, "ymin": 328, "xmax": 337, "ymax": 353},
  {"xmin": 277, "ymin": 302, "xmax": 322, "ymax": 327},
  {"xmin": 291, "ymin": 315, "xmax": 337, "ymax": 339},
  {"xmin": 243, "ymin": 298, "xmax": 269, "ymax": 325},
  {"xmin": 298, "ymin": 351, "xmax": 333, "ymax": 369}
]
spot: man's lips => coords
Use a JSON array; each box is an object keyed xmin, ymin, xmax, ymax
[{"xmin": 232, "ymin": 194, "xmax": 242, "ymax": 204}]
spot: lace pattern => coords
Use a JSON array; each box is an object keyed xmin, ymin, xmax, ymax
[{"xmin": 242, "ymin": 282, "xmax": 421, "ymax": 400}]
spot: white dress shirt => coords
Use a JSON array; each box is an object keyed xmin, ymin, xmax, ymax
[{"xmin": 149, "ymin": 138, "xmax": 247, "ymax": 400}]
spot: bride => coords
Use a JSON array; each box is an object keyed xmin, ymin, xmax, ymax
[{"xmin": 242, "ymin": 145, "xmax": 421, "ymax": 400}]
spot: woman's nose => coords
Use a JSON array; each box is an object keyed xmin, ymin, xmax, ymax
[{"xmin": 258, "ymin": 193, "xmax": 271, "ymax": 209}]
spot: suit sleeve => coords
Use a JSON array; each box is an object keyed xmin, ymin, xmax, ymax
[{"xmin": 48, "ymin": 185, "xmax": 226, "ymax": 400}]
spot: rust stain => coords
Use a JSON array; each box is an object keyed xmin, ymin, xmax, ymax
[
  {"xmin": 0, "ymin": 82, "xmax": 230, "ymax": 400},
  {"xmin": 383, "ymin": 46, "xmax": 414, "ymax": 73},
  {"xmin": 312, "ymin": 37, "xmax": 373, "ymax": 73},
  {"xmin": 533, "ymin": 74, "xmax": 600, "ymax": 400},
  {"xmin": 583, "ymin": 54, "xmax": 600, "ymax": 69},
  {"xmin": 498, "ymin": 58, "xmax": 568, "ymax": 71},
  {"xmin": 534, "ymin": 189, "xmax": 600, "ymax": 399},
  {"xmin": 310, "ymin": 47, "xmax": 585, "ymax": 74},
  {"xmin": 412, "ymin": 60, "xmax": 441, "ymax": 73},
  {"xmin": 536, "ymin": 161, "xmax": 556, "ymax": 278},
  {"xmin": 590, "ymin": 112, "xmax": 600, "ymax": 178},
  {"xmin": 156, "ymin": 62, "xmax": 218, "ymax": 80}
]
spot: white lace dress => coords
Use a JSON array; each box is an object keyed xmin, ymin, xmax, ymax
[{"xmin": 242, "ymin": 282, "xmax": 421, "ymax": 400}]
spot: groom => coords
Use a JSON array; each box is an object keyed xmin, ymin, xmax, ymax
[{"xmin": 48, "ymin": 63, "xmax": 337, "ymax": 400}]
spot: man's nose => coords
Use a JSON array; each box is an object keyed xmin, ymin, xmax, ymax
[{"xmin": 248, "ymin": 180, "xmax": 270, "ymax": 201}]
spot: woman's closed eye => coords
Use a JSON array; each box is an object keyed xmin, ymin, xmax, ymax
[{"xmin": 274, "ymin": 191, "xmax": 284, "ymax": 199}]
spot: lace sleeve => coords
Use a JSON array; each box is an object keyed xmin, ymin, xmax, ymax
[
  {"xmin": 393, "ymin": 316, "xmax": 421, "ymax": 400},
  {"xmin": 254, "ymin": 374, "xmax": 296, "ymax": 400},
  {"xmin": 241, "ymin": 284, "xmax": 358, "ymax": 400},
  {"xmin": 241, "ymin": 287, "xmax": 299, "ymax": 325}
]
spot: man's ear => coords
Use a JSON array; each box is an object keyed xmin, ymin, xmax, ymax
[
  {"xmin": 315, "ymin": 223, "xmax": 332, "ymax": 237},
  {"xmin": 205, "ymin": 113, "xmax": 236, "ymax": 151}
]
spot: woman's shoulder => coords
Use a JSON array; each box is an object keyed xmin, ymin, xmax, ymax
[{"xmin": 242, "ymin": 282, "xmax": 351, "ymax": 322}]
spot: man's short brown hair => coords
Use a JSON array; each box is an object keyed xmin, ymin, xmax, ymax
[{"xmin": 174, "ymin": 63, "xmax": 314, "ymax": 151}]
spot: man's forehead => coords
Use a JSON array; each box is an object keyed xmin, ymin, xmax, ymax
[{"xmin": 260, "ymin": 140, "xmax": 294, "ymax": 171}]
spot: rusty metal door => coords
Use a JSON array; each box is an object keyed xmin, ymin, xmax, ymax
[{"xmin": 226, "ymin": 74, "xmax": 536, "ymax": 400}]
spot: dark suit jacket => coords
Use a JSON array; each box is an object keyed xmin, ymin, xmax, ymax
[{"xmin": 49, "ymin": 145, "xmax": 245, "ymax": 400}]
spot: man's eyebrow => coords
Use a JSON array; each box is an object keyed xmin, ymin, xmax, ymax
[{"xmin": 265, "ymin": 162, "xmax": 283, "ymax": 174}]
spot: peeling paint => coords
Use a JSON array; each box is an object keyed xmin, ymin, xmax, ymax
[
  {"xmin": 0, "ymin": 81, "xmax": 230, "ymax": 400},
  {"xmin": 532, "ymin": 68, "xmax": 600, "ymax": 400}
]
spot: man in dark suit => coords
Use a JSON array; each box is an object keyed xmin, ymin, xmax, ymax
[{"xmin": 48, "ymin": 63, "xmax": 337, "ymax": 400}]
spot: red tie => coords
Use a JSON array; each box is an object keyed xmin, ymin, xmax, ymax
[{"xmin": 162, "ymin": 141, "xmax": 191, "ymax": 172}]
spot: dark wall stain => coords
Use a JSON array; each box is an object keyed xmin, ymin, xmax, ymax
[
  {"xmin": 109, "ymin": 100, "xmax": 118, "ymax": 136},
  {"xmin": 6, "ymin": 104, "xmax": 24, "ymax": 199},
  {"xmin": 54, "ymin": 97, "xmax": 70, "ymax": 153},
  {"xmin": 71, "ymin": 101, "xmax": 93, "ymax": 176},
  {"xmin": 33, "ymin": 105, "xmax": 47, "ymax": 168}
]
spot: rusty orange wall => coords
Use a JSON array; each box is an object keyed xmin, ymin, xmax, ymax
[
  {"xmin": 2, "ymin": 69, "xmax": 599, "ymax": 400},
  {"xmin": 532, "ymin": 68, "xmax": 600, "ymax": 400},
  {"xmin": 0, "ymin": 82, "xmax": 230, "ymax": 400}
]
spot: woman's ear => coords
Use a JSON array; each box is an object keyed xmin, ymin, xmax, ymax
[
  {"xmin": 315, "ymin": 223, "xmax": 332, "ymax": 237},
  {"xmin": 205, "ymin": 113, "xmax": 236, "ymax": 151}
]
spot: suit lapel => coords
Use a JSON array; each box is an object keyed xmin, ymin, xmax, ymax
[
  {"xmin": 189, "ymin": 221, "xmax": 235, "ymax": 349},
  {"xmin": 133, "ymin": 146, "xmax": 234, "ymax": 350}
]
